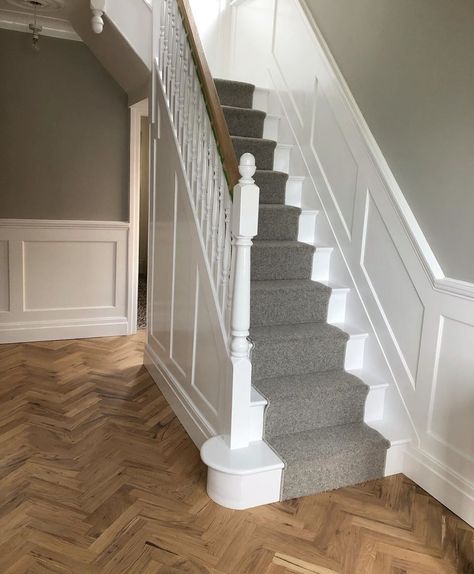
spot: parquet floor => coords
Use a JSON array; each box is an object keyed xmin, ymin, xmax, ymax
[{"xmin": 0, "ymin": 332, "xmax": 472, "ymax": 574}]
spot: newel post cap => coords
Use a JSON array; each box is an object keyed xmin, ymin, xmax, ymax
[
  {"xmin": 238, "ymin": 153, "xmax": 256, "ymax": 184},
  {"xmin": 232, "ymin": 154, "xmax": 260, "ymax": 238}
]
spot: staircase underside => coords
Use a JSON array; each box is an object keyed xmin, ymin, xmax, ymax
[{"xmin": 215, "ymin": 78, "xmax": 389, "ymax": 501}]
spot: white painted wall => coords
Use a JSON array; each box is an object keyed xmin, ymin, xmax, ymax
[
  {"xmin": 144, "ymin": 73, "xmax": 232, "ymax": 445},
  {"xmin": 190, "ymin": 0, "xmax": 474, "ymax": 525},
  {"xmin": 0, "ymin": 220, "xmax": 130, "ymax": 342}
]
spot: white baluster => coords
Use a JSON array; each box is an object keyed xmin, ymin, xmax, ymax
[
  {"xmin": 215, "ymin": 168, "xmax": 226, "ymax": 294},
  {"xmin": 228, "ymin": 153, "xmax": 260, "ymax": 449},
  {"xmin": 209, "ymin": 157, "xmax": 221, "ymax": 272},
  {"xmin": 205, "ymin": 145, "xmax": 216, "ymax": 253},
  {"xmin": 221, "ymin": 193, "xmax": 232, "ymax": 314},
  {"xmin": 158, "ymin": 0, "xmax": 167, "ymax": 75}
]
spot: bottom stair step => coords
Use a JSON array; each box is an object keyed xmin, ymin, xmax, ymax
[{"xmin": 269, "ymin": 422, "xmax": 390, "ymax": 500}]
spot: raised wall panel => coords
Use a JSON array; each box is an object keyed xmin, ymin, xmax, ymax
[
  {"xmin": 273, "ymin": 0, "xmax": 316, "ymax": 126},
  {"xmin": 361, "ymin": 193, "xmax": 424, "ymax": 385},
  {"xmin": 24, "ymin": 241, "xmax": 116, "ymax": 311},
  {"xmin": 311, "ymin": 88, "xmax": 358, "ymax": 237},
  {"xmin": 192, "ymin": 278, "xmax": 221, "ymax": 415},
  {"xmin": 150, "ymin": 169, "xmax": 176, "ymax": 352},
  {"xmin": 0, "ymin": 241, "xmax": 9, "ymax": 312},
  {"xmin": 429, "ymin": 317, "xmax": 474, "ymax": 460},
  {"xmin": 170, "ymin": 185, "xmax": 195, "ymax": 378}
]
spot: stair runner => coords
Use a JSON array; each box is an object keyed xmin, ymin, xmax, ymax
[{"xmin": 215, "ymin": 78, "xmax": 389, "ymax": 500}]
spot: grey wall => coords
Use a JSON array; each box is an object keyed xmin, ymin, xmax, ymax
[
  {"xmin": 304, "ymin": 0, "xmax": 474, "ymax": 282},
  {"xmin": 0, "ymin": 29, "xmax": 129, "ymax": 221}
]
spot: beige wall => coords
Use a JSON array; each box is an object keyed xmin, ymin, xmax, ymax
[
  {"xmin": 304, "ymin": 0, "xmax": 474, "ymax": 282},
  {"xmin": 0, "ymin": 29, "xmax": 129, "ymax": 222}
]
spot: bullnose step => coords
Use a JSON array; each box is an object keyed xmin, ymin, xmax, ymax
[{"xmin": 269, "ymin": 422, "xmax": 390, "ymax": 500}]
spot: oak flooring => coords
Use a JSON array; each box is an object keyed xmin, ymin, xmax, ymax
[{"xmin": 0, "ymin": 332, "xmax": 472, "ymax": 573}]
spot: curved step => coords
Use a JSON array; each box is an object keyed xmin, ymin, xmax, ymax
[{"xmin": 269, "ymin": 422, "xmax": 390, "ymax": 500}]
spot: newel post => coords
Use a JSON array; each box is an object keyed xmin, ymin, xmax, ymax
[{"xmin": 229, "ymin": 154, "xmax": 260, "ymax": 449}]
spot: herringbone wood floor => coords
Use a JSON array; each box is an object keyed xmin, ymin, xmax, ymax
[{"xmin": 0, "ymin": 333, "xmax": 472, "ymax": 574}]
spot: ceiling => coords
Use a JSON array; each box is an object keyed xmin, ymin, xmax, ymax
[{"xmin": 0, "ymin": 0, "xmax": 85, "ymax": 40}]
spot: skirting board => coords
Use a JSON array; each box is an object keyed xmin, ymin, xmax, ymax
[
  {"xmin": 0, "ymin": 317, "xmax": 129, "ymax": 344},
  {"xmin": 404, "ymin": 446, "xmax": 474, "ymax": 527},
  {"xmin": 144, "ymin": 343, "xmax": 215, "ymax": 448}
]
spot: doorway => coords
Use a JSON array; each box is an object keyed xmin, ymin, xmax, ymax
[{"xmin": 128, "ymin": 99, "xmax": 149, "ymax": 335}]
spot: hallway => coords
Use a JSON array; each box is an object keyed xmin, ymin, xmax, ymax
[{"xmin": 0, "ymin": 334, "xmax": 471, "ymax": 573}]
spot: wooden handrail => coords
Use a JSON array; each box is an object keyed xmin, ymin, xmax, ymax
[{"xmin": 176, "ymin": 0, "xmax": 240, "ymax": 190}]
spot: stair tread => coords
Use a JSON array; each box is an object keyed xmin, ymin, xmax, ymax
[
  {"xmin": 251, "ymin": 279, "xmax": 330, "ymax": 293},
  {"xmin": 215, "ymin": 78, "xmax": 255, "ymax": 89},
  {"xmin": 250, "ymin": 321, "xmax": 349, "ymax": 342},
  {"xmin": 255, "ymin": 370, "xmax": 368, "ymax": 401},
  {"xmin": 253, "ymin": 240, "xmax": 314, "ymax": 248},
  {"xmin": 259, "ymin": 204, "xmax": 301, "ymax": 212},
  {"xmin": 231, "ymin": 135, "xmax": 277, "ymax": 145},
  {"xmin": 269, "ymin": 422, "xmax": 390, "ymax": 464},
  {"xmin": 222, "ymin": 104, "xmax": 266, "ymax": 117}
]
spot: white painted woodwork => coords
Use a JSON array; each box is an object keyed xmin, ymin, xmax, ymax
[
  {"xmin": 0, "ymin": 220, "xmax": 129, "ymax": 343},
  {"xmin": 147, "ymin": 0, "xmax": 268, "ymax": 466},
  {"xmin": 201, "ymin": 0, "xmax": 474, "ymax": 524}
]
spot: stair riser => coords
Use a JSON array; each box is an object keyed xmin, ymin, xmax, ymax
[
  {"xmin": 251, "ymin": 337, "xmax": 347, "ymax": 380},
  {"xmin": 264, "ymin": 385, "xmax": 368, "ymax": 438},
  {"xmin": 223, "ymin": 109, "xmax": 265, "ymax": 139},
  {"xmin": 215, "ymin": 80, "xmax": 254, "ymax": 109},
  {"xmin": 251, "ymin": 288, "xmax": 329, "ymax": 327},
  {"xmin": 280, "ymin": 447, "xmax": 388, "ymax": 500},
  {"xmin": 252, "ymin": 245, "xmax": 314, "ymax": 281},
  {"xmin": 254, "ymin": 172, "xmax": 288, "ymax": 205},
  {"xmin": 257, "ymin": 209, "xmax": 300, "ymax": 241},
  {"xmin": 232, "ymin": 138, "xmax": 276, "ymax": 171}
]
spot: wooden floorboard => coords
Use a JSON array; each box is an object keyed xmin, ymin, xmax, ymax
[{"xmin": 0, "ymin": 332, "xmax": 472, "ymax": 573}]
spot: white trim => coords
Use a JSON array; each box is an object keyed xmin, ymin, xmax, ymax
[
  {"xmin": 404, "ymin": 446, "xmax": 474, "ymax": 527},
  {"xmin": 0, "ymin": 317, "xmax": 128, "ymax": 344},
  {"xmin": 0, "ymin": 9, "xmax": 81, "ymax": 42},
  {"xmin": 0, "ymin": 219, "xmax": 129, "ymax": 230},
  {"xmin": 128, "ymin": 99, "xmax": 149, "ymax": 336},
  {"xmin": 433, "ymin": 277, "xmax": 474, "ymax": 300}
]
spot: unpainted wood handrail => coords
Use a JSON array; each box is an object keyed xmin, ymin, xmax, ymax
[{"xmin": 176, "ymin": 0, "xmax": 240, "ymax": 190}]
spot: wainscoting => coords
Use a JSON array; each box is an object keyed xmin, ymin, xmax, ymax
[
  {"xmin": 216, "ymin": 0, "xmax": 474, "ymax": 525},
  {"xmin": 144, "ymin": 80, "xmax": 231, "ymax": 447},
  {"xmin": 0, "ymin": 219, "xmax": 130, "ymax": 343}
]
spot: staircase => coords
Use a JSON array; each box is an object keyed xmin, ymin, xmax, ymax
[{"xmin": 215, "ymin": 79, "xmax": 390, "ymax": 500}]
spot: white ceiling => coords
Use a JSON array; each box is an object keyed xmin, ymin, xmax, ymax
[{"xmin": 0, "ymin": 0, "xmax": 83, "ymax": 40}]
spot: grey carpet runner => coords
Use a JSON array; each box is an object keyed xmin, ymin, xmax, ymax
[{"xmin": 215, "ymin": 78, "xmax": 389, "ymax": 501}]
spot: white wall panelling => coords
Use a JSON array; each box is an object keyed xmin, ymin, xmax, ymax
[
  {"xmin": 0, "ymin": 220, "xmax": 130, "ymax": 343},
  {"xmin": 212, "ymin": 0, "xmax": 474, "ymax": 524}
]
